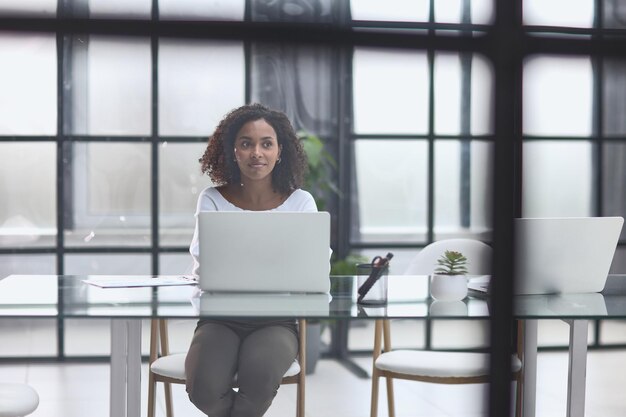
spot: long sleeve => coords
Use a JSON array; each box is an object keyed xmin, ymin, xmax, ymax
[{"xmin": 189, "ymin": 188, "xmax": 219, "ymax": 278}]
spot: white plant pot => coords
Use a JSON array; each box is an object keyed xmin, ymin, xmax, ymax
[{"xmin": 430, "ymin": 274, "xmax": 468, "ymax": 301}]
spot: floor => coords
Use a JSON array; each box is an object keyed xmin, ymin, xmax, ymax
[{"xmin": 3, "ymin": 349, "xmax": 626, "ymax": 417}]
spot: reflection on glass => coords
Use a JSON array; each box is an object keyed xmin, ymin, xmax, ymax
[
  {"xmin": 69, "ymin": 35, "xmax": 151, "ymax": 135},
  {"xmin": 159, "ymin": 0, "xmax": 244, "ymax": 20},
  {"xmin": 0, "ymin": 33, "xmax": 56, "ymax": 135},
  {"xmin": 523, "ymin": 56, "xmax": 592, "ymax": 136},
  {"xmin": 522, "ymin": 141, "xmax": 592, "ymax": 218},
  {"xmin": 0, "ymin": 143, "xmax": 56, "ymax": 248},
  {"xmin": 64, "ymin": 142, "xmax": 151, "ymax": 247},
  {"xmin": 524, "ymin": 0, "xmax": 594, "ymax": 28},
  {"xmin": 159, "ymin": 142, "xmax": 214, "ymax": 246},
  {"xmin": 353, "ymin": 48, "xmax": 429, "ymax": 134},
  {"xmin": 158, "ymin": 39, "xmax": 245, "ymax": 136},
  {"xmin": 353, "ymin": 140, "xmax": 428, "ymax": 243},
  {"xmin": 434, "ymin": 140, "xmax": 492, "ymax": 240}
]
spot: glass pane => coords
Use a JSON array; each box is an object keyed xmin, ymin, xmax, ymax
[
  {"xmin": 88, "ymin": 0, "xmax": 151, "ymax": 18},
  {"xmin": 69, "ymin": 36, "xmax": 151, "ymax": 135},
  {"xmin": 64, "ymin": 142, "xmax": 151, "ymax": 247},
  {"xmin": 64, "ymin": 253, "xmax": 151, "ymax": 356},
  {"xmin": 435, "ymin": 0, "xmax": 494, "ymax": 25},
  {"xmin": 524, "ymin": 0, "xmax": 594, "ymax": 28},
  {"xmin": 352, "ymin": 140, "xmax": 428, "ymax": 243},
  {"xmin": 471, "ymin": 54, "xmax": 494, "ymax": 135},
  {"xmin": 0, "ymin": 33, "xmax": 56, "ymax": 135},
  {"xmin": 159, "ymin": 142, "xmax": 214, "ymax": 247},
  {"xmin": 0, "ymin": 318, "xmax": 57, "ymax": 357},
  {"xmin": 599, "ymin": 320, "xmax": 626, "ymax": 344},
  {"xmin": 158, "ymin": 39, "xmax": 245, "ymax": 136},
  {"xmin": 159, "ymin": 0, "xmax": 244, "ymax": 20},
  {"xmin": 353, "ymin": 48, "xmax": 429, "ymax": 134},
  {"xmin": 523, "ymin": 56, "xmax": 592, "ymax": 136},
  {"xmin": 603, "ymin": 59, "xmax": 626, "ymax": 137},
  {"xmin": 159, "ymin": 253, "xmax": 194, "ymax": 276},
  {"xmin": 434, "ymin": 140, "xmax": 493, "ymax": 240},
  {"xmin": 350, "ymin": 0, "xmax": 429, "ymax": 22},
  {"xmin": 0, "ymin": 0, "xmax": 56, "ymax": 15},
  {"xmin": 0, "ymin": 143, "xmax": 56, "ymax": 248},
  {"xmin": 603, "ymin": 142, "xmax": 626, "ymax": 240},
  {"xmin": 435, "ymin": 53, "xmax": 462, "ymax": 135},
  {"xmin": 434, "ymin": 53, "xmax": 494, "ymax": 135},
  {"xmin": 0, "ymin": 254, "xmax": 56, "ymax": 279},
  {"xmin": 522, "ymin": 141, "xmax": 593, "ymax": 217},
  {"xmin": 349, "ymin": 320, "xmax": 425, "ymax": 350},
  {"xmin": 431, "ymin": 320, "xmax": 489, "ymax": 349}
]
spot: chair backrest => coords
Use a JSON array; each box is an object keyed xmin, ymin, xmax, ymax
[{"xmin": 404, "ymin": 238, "xmax": 492, "ymax": 275}]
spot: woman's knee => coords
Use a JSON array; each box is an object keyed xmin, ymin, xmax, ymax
[{"xmin": 186, "ymin": 376, "xmax": 234, "ymax": 417}]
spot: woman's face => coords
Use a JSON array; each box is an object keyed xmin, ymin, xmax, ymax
[{"xmin": 233, "ymin": 118, "xmax": 282, "ymax": 183}]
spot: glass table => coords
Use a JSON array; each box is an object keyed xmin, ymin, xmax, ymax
[{"xmin": 1, "ymin": 274, "xmax": 625, "ymax": 417}]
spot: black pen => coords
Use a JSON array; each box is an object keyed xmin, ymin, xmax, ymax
[{"xmin": 357, "ymin": 252, "xmax": 394, "ymax": 304}]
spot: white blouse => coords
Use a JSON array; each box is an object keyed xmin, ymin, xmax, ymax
[{"xmin": 189, "ymin": 187, "xmax": 318, "ymax": 277}]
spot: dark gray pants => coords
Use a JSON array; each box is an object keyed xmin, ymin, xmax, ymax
[{"xmin": 185, "ymin": 319, "xmax": 298, "ymax": 417}]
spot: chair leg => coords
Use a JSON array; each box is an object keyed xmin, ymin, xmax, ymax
[
  {"xmin": 515, "ymin": 373, "xmax": 524, "ymax": 417},
  {"xmin": 370, "ymin": 370, "xmax": 380, "ymax": 417},
  {"xmin": 296, "ymin": 376, "xmax": 305, "ymax": 417},
  {"xmin": 385, "ymin": 377, "xmax": 395, "ymax": 417},
  {"xmin": 164, "ymin": 382, "xmax": 174, "ymax": 417},
  {"xmin": 147, "ymin": 373, "xmax": 156, "ymax": 417}
]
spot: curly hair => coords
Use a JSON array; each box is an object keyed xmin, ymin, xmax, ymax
[{"xmin": 200, "ymin": 103, "xmax": 308, "ymax": 195}]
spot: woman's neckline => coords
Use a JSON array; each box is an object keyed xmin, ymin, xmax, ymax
[{"xmin": 213, "ymin": 187, "xmax": 296, "ymax": 211}]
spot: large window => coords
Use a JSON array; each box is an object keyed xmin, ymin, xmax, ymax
[{"xmin": 1, "ymin": 0, "xmax": 625, "ymax": 385}]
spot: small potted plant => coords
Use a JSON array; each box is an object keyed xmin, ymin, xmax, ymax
[{"xmin": 430, "ymin": 250, "xmax": 469, "ymax": 301}]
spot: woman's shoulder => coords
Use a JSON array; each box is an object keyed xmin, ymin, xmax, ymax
[
  {"xmin": 281, "ymin": 189, "xmax": 318, "ymax": 211},
  {"xmin": 197, "ymin": 186, "xmax": 232, "ymax": 211}
]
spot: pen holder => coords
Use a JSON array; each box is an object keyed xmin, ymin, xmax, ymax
[{"xmin": 356, "ymin": 263, "xmax": 389, "ymax": 305}]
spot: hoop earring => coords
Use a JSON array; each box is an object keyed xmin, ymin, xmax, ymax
[{"xmin": 277, "ymin": 158, "xmax": 282, "ymax": 164}]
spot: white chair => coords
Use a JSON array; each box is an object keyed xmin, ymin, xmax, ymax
[
  {"xmin": 404, "ymin": 238, "xmax": 492, "ymax": 276},
  {"xmin": 370, "ymin": 238, "xmax": 523, "ymax": 417},
  {"xmin": 147, "ymin": 318, "xmax": 306, "ymax": 417},
  {"xmin": 0, "ymin": 383, "xmax": 39, "ymax": 417}
]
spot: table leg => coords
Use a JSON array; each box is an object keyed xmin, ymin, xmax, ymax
[
  {"xmin": 522, "ymin": 320, "xmax": 538, "ymax": 417},
  {"xmin": 110, "ymin": 319, "xmax": 143, "ymax": 417},
  {"xmin": 127, "ymin": 320, "xmax": 142, "ymax": 417},
  {"xmin": 566, "ymin": 320, "xmax": 588, "ymax": 417}
]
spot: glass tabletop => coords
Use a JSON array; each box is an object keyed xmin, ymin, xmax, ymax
[{"xmin": 1, "ymin": 274, "xmax": 625, "ymax": 320}]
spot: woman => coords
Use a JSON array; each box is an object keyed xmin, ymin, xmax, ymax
[{"xmin": 186, "ymin": 103, "xmax": 316, "ymax": 417}]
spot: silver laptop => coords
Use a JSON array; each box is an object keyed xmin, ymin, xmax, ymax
[
  {"xmin": 191, "ymin": 292, "xmax": 331, "ymax": 317},
  {"xmin": 468, "ymin": 217, "xmax": 623, "ymax": 295},
  {"xmin": 198, "ymin": 211, "xmax": 331, "ymax": 293},
  {"xmin": 514, "ymin": 217, "xmax": 623, "ymax": 294}
]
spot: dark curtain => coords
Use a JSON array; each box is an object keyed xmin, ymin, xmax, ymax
[
  {"xmin": 249, "ymin": 0, "xmax": 351, "ymax": 252},
  {"xmin": 249, "ymin": 0, "xmax": 348, "ymax": 137}
]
